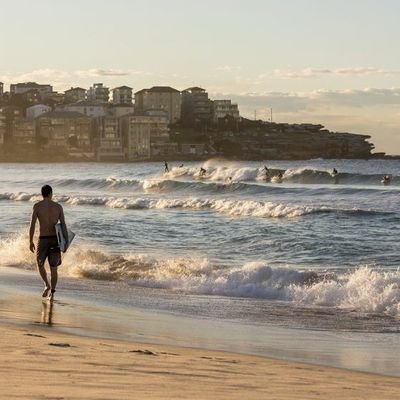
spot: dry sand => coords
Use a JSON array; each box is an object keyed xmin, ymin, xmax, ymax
[{"xmin": 0, "ymin": 323, "xmax": 399, "ymax": 400}]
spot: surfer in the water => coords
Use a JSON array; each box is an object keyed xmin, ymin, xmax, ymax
[
  {"xmin": 164, "ymin": 161, "xmax": 169, "ymax": 173},
  {"xmin": 29, "ymin": 185, "xmax": 68, "ymax": 301},
  {"xmin": 200, "ymin": 167, "xmax": 207, "ymax": 177},
  {"xmin": 263, "ymin": 165, "xmax": 270, "ymax": 181}
]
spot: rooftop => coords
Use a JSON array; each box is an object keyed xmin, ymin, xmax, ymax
[
  {"xmin": 135, "ymin": 86, "xmax": 180, "ymax": 94},
  {"xmin": 183, "ymin": 87, "xmax": 206, "ymax": 92},
  {"xmin": 113, "ymin": 86, "xmax": 133, "ymax": 90},
  {"xmin": 65, "ymin": 87, "xmax": 86, "ymax": 93},
  {"xmin": 11, "ymin": 82, "xmax": 51, "ymax": 88},
  {"xmin": 37, "ymin": 111, "xmax": 89, "ymax": 119}
]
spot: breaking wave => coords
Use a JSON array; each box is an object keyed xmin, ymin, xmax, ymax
[
  {"xmin": 1, "ymin": 234, "xmax": 399, "ymax": 316},
  {"xmin": 7, "ymin": 166, "xmax": 397, "ymax": 194},
  {"xmin": 0, "ymin": 192, "xmax": 391, "ymax": 219}
]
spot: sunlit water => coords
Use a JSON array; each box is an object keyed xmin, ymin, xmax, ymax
[{"xmin": 1, "ymin": 159, "xmax": 400, "ymax": 375}]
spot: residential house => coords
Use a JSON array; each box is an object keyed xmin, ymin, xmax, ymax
[
  {"xmin": 135, "ymin": 86, "xmax": 181, "ymax": 124},
  {"xmin": 112, "ymin": 86, "xmax": 133, "ymax": 104},
  {"xmin": 64, "ymin": 87, "xmax": 86, "ymax": 104},
  {"xmin": 87, "ymin": 83, "xmax": 109, "ymax": 104}
]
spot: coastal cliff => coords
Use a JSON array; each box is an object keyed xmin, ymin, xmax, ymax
[{"xmin": 169, "ymin": 118, "xmax": 377, "ymax": 161}]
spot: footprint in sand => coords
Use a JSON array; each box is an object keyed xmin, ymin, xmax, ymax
[
  {"xmin": 129, "ymin": 349, "xmax": 157, "ymax": 356},
  {"xmin": 48, "ymin": 343, "xmax": 71, "ymax": 348}
]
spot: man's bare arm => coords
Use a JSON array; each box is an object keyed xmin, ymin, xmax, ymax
[{"xmin": 29, "ymin": 206, "xmax": 38, "ymax": 253}]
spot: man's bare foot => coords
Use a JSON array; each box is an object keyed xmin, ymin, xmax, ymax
[
  {"xmin": 42, "ymin": 286, "xmax": 50, "ymax": 298},
  {"xmin": 48, "ymin": 290, "xmax": 56, "ymax": 302}
]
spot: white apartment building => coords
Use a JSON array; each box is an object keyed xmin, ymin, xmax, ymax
[
  {"xmin": 135, "ymin": 86, "xmax": 181, "ymax": 124},
  {"xmin": 87, "ymin": 83, "xmax": 110, "ymax": 104},
  {"xmin": 212, "ymin": 100, "xmax": 240, "ymax": 122},
  {"xmin": 26, "ymin": 104, "xmax": 51, "ymax": 119},
  {"xmin": 112, "ymin": 86, "xmax": 133, "ymax": 104}
]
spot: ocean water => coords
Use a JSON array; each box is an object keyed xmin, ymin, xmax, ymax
[{"xmin": 1, "ymin": 159, "xmax": 400, "ymax": 374}]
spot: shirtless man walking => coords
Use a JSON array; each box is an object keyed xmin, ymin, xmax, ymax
[{"xmin": 29, "ymin": 185, "xmax": 68, "ymax": 301}]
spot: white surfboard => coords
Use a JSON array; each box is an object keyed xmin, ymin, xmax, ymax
[{"xmin": 55, "ymin": 223, "xmax": 75, "ymax": 252}]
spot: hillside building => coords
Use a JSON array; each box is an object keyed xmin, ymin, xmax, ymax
[
  {"xmin": 120, "ymin": 115, "xmax": 152, "ymax": 160},
  {"xmin": 181, "ymin": 87, "xmax": 212, "ymax": 126},
  {"xmin": 87, "ymin": 83, "xmax": 109, "ymax": 104},
  {"xmin": 11, "ymin": 117, "xmax": 36, "ymax": 147},
  {"xmin": 10, "ymin": 82, "xmax": 53, "ymax": 101},
  {"xmin": 112, "ymin": 86, "xmax": 133, "ymax": 104},
  {"xmin": 36, "ymin": 111, "xmax": 92, "ymax": 151},
  {"xmin": 95, "ymin": 117, "xmax": 124, "ymax": 161},
  {"xmin": 135, "ymin": 86, "xmax": 181, "ymax": 124},
  {"xmin": 212, "ymin": 100, "xmax": 240, "ymax": 122},
  {"xmin": 65, "ymin": 87, "xmax": 86, "ymax": 104}
]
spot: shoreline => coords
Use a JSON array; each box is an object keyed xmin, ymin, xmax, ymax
[
  {"xmin": 0, "ymin": 266, "xmax": 399, "ymax": 398},
  {"xmin": 1, "ymin": 265, "xmax": 400, "ymax": 379},
  {"xmin": 1, "ymin": 322, "xmax": 400, "ymax": 399}
]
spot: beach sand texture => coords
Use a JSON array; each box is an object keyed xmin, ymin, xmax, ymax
[{"xmin": 1, "ymin": 324, "xmax": 399, "ymax": 400}]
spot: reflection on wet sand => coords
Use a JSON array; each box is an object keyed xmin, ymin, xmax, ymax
[{"xmin": 41, "ymin": 300, "xmax": 54, "ymax": 325}]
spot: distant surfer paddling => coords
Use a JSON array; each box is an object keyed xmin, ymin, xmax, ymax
[{"xmin": 29, "ymin": 185, "xmax": 68, "ymax": 301}]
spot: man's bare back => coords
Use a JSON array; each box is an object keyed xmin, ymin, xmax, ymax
[{"xmin": 32, "ymin": 199, "xmax": 65, "ymax": 236}]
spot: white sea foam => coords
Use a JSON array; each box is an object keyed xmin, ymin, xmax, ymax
[
  {"xmin": 1, "ymin": 234, "xmax": 398, "ymax": 316},
  {"xmin": 290, "ymin": 266, "xmax": 400, "ymax": 316},
  {"xmin": 3, "ymin": 193, "xmax": 320, "ymax": 218}
]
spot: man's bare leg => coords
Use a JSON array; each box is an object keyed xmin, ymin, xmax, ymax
[
  {"xmin": 48, "ymin": 267, "xmax": 58, "ymax": 301},
  {"xmin": 38, "ymin": 265, "xmax": 50, "ymax": 297}
]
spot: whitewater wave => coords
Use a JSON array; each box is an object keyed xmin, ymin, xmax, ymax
[
  {"xmin": 17, "ymin": 166, "xmax": 398, "ymax": 192},
  {"xmin": 0, "ymin": 192, "xmax": 389, "ymax": 219},
  {"xmin": 1, "ymin": 234, "xmax": 399, "ymax": 316},
  {"xmin": 161, "ymin": 165, "xmax": 399, "ymax": 186}
]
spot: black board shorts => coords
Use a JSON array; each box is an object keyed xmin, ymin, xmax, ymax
[{"xmin": 37, "ymin": 236, "xmax": 61, "ymax": 268}]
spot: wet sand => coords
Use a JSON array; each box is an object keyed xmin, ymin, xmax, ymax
[
  {"xmin": 0, "ymin": 267, "xmax": 399, "ymax": 399},
  {"xmin": 1, "ymin": 322, "xmax": 400, "ymax": 400}
]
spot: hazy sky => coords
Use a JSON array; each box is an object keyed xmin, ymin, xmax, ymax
[{"xmin": 1, "ymin": 0, "xmax": 399, "ymax": 153}]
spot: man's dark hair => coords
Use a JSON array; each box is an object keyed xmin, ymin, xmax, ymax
[{"xmin": 41, "ymin": 185, "xmax": 53, "ymax": 198}]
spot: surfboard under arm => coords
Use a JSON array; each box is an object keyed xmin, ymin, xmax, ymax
[{"xmin": 55, "ymin": 223, "xmax": 75, "ymax": 252}]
